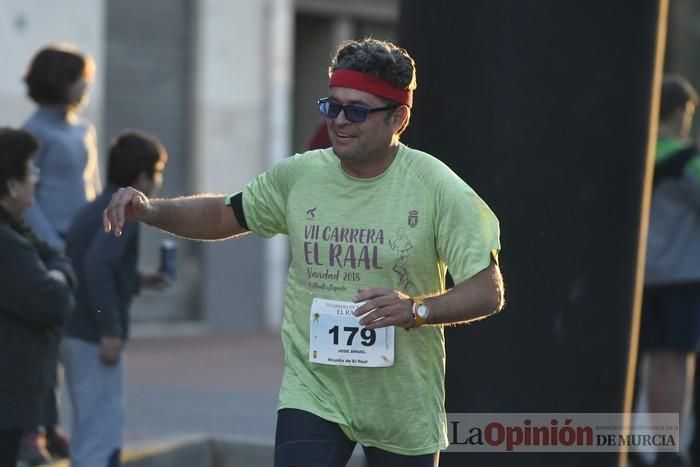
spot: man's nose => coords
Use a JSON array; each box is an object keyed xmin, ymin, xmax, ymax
[{"xmin": 335, "ymin": 107, "xmax": 351, "ymax": 124}]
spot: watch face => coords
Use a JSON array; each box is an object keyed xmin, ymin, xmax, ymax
[{"xmin": 417, "ymin": 304, "xmax": 429, "ymax": 319}]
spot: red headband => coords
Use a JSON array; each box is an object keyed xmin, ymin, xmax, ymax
[{"xmin": 329, "ymin": 69, "xmax": 413, "ymax": 107}]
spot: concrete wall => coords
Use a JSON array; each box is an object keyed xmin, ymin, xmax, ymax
[
  {"xmin": 103, "ymin": 0, "xmax": 198, "ymax": 322},
  {"xmin": 191, "ymin": 0, "xmax": 293, "ymax": 330}
]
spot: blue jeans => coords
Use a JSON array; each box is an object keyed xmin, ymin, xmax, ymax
[{"xmin": 62, "ymin": 338, "xmax": 124, "ymax": 467}]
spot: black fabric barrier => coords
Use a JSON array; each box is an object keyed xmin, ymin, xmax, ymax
[{"xmin": 399, "ymin": 1, "xmax": 666, "ymax": 466}]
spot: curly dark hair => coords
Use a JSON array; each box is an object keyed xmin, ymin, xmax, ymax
[
  {"xmin": 0, "ymin": 128, "xmax": 39, "ymax": 197},
  {"xmin": 107, "ymin": 131, "xmax": 168, "ymax": 187},
  {"xmin": 24, "ymin": 44, "xmax": 95, "ymax": 106},
  {"xmin": 328, "ymin": 38, "xmax": 417, "ymax": 94}
]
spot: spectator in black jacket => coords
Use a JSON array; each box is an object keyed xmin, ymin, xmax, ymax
[
  {"xmin": 0, "ymin": 127, "xmax": 75, "ymax": 466},
  {"xmin": 62, "ymin": 130, "xmax": 168, "ymax": 467}
]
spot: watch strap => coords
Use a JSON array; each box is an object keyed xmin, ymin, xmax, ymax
[{"xmin": 411, "ymin": 299, "xmax": 429, "ymax": 328}]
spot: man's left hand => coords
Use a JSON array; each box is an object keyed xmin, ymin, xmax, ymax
[
  {"xmin": 99, "ymin": 336, "xmax": 123, "ymax": 366},
  {"xmin": 140, "ymin": 271, "xmax": 170, "ymax": 290},
  {"xmin": 352, "ymin": 288, "xmax": 414, "ymax": 330}
]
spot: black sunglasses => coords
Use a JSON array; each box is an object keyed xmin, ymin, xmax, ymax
[{"xmin": 317, "ymin": 97, "xmax": 397, "ymax": 123}]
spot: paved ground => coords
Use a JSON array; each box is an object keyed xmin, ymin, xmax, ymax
[
  {"xmin": 51, "ymin": 324, "xmax": 376, "ymax": 466},
  {"xmin": 60, "ymin": 325, "xmax": 285, "ymax": 444}
]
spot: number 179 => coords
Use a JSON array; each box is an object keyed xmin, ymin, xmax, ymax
[{"xmin": 329, "ymin": 326, "xmax": 376, "ymax": 346}]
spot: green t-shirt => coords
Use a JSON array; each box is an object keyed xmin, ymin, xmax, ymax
[
  {"xmin": 234, "ymin": 143, "xmax": 500, "ymax": 455},
  {"xmin": 656, "ymin": 137, "xmax": 700, "ymax": 181}
]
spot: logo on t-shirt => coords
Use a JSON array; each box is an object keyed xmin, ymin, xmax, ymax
[
  {"xmin": 408, "ymin": 210, "xmax": 418, "ymax": 228},
  {"xmin": 306, "ymin": 207, "xmax": 317, "ymax": 220},
  {"xmin": 389, "ymin": 228, "xmax": 414, "ymax": 291}
]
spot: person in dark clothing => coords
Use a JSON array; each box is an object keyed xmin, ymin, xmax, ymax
[
  {"xmin": 20, "ymin": 43, "xmax": 101, "ymax": 464},
  {"xmin": 0, "ymin": 127, "xmax": 75, "ymax": 466},
  {"xmin": 631, "ymin": 75, "xmax": 700, "ymax": 467},
  {"xmin": 62, "ymin": 130, "xmax": 168, "ymax": 467}
]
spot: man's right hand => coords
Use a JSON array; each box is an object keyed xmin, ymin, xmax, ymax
[
  {"xmin": 103, "ymin": 186, "xmax": 150, "ymax": 237},
  {"xmin": 99, "ymin": 336, "xmax": 123, "ymax": 366}
]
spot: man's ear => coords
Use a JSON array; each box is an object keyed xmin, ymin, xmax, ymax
[
  {"xmin": 391, "ymin": 105, "xmax": 410, "ymax": 133},
  {"xmin": 391, "ymin": 105, "xmax": 411, "ymax": 134}
]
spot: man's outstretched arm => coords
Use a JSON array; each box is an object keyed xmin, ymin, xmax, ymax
[{"xmin": 103, "ymin": 187, "xmax": 248, "ymax": 240}]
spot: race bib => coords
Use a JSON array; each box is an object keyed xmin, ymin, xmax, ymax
[{"xmin": 309, "ymin": 298, "xmax": 395, "ymax": 367}]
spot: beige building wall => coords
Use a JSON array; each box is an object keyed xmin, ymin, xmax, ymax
[{"xmin": 192, "ymin": 0, "xmax": 294, "ymax": 330}]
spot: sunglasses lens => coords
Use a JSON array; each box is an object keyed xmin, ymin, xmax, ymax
[
  {"xmin": 344, "ymin": 105, "xmax": 369, "ymax": 123},
  {"xmin": 318, "ymin": 99, "xmax": 372, "ymax": 122},
  {"xmin": 327, "ymin": 102, "xmax": 342, "ymax": 118},
  {"xmin": 319, "ymin": 100, "xmax": 341, "ymax": 118}
]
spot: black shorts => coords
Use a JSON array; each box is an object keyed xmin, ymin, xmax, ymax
[
  {"xmin": 640, "ymin": 283, "xmax": 700, "ymax": 353},
  {"xmin": 274, "ymin": 408, "xmax": 439, "ymax": 467}
]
